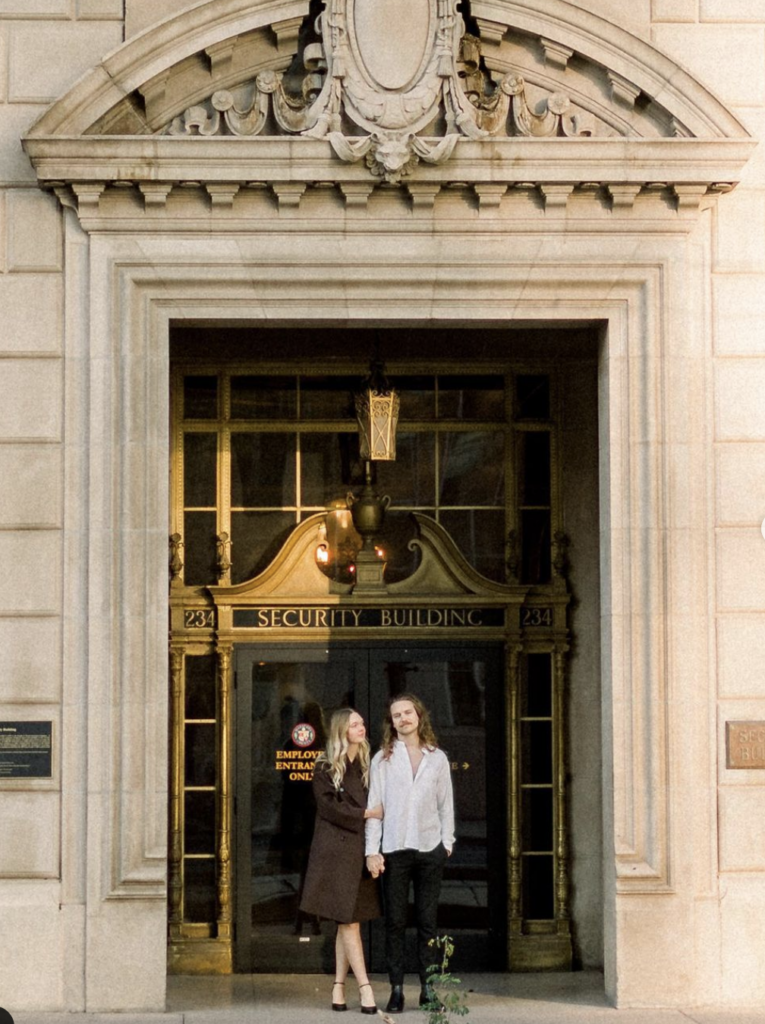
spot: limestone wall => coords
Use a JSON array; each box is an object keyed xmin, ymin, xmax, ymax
[
  {"xmin": 648, "ymin": 0, "xmax": 765, "ymax": 1006},
  {"xmin": 0, "ymin": 0, "xmax": 121, "ymax": 1011}
]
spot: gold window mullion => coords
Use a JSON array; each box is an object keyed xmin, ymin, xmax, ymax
[
  {"xmin": 171, "ymin": 371, "xmax": 186, "ymax": 580},
  {"xmin": 218, "ymin": 374, "xmax": 232, "ymax": 584},
  {"xmin": 505, "ymin": 371, "xmax": 517, "ymax": 583}
]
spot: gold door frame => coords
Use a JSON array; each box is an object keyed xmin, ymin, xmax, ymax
[{"xmin": 168, "ymin": 512, "xmax": 572, "ymax": 973}]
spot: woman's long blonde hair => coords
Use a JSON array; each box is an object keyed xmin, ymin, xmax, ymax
[{"xmin": 316, "ymin": 707, "xmax": 371, "ymax": 789}]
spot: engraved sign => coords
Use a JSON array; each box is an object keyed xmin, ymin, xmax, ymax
[
  {"xmin": 233, "ymin": 607, "xmax": 504, "ymax": 629},
  {"xmin": 0, "ymin": 722, "xmax": 53, "ymax": 779},
  {"xmin": 726, "ymin": 721, "xmax": 765, "ymax": 769}
]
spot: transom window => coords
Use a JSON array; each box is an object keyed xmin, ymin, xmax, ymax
[{"xmin": 172, "ymin": 367, "xmax": 556, "ymax": 587}]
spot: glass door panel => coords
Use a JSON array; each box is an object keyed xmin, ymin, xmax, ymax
[
  {"xmin": 234, "ymin": 647, "xmax": 370, "ymax": 972},
  {"xmin": 234, "ymin": 643, "xmax": 505, "ymax": 974},
  {"xmin": 368, "ymin": 646, "xmax": 505, "ymax": 973}
]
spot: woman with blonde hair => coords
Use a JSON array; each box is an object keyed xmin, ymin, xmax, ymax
[{"xmin": 300, "ymin": 707, "xmax": 383, "ymax": 1013}]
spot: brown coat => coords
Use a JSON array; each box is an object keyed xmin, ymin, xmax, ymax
[{"xmin": 300, "ymin": 758, "xmax": 381, "ymax": 924}]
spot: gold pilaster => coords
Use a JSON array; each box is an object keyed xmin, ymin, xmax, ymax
[
  {"xmin": 216, "ymin": 644, "xmax": 233, "ymax": 941},
  {"xmin": 554, "ymin": 646, "xmax": 570, "ymax": 926},
  {"xmin": 168, "ymin": 648, "xmax": 184, "ymax": 939},
  {"xmin": 507, "ymin": 642, "xmax": 522, "ymax": 955}
]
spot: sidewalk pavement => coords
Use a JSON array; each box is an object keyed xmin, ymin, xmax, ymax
[{"xmin": 10, "ymin": 972, "xmax": 765, "ymax": 1024}]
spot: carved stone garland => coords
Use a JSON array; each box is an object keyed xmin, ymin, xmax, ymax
[{"xmin": 165, "ymin": 0, "xmax": 591, "ymax": 182}]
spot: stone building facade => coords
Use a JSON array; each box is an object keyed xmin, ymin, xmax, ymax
[{"xmin": 1, "ymin": 0, "xmax": 764, "ymax": 1014}]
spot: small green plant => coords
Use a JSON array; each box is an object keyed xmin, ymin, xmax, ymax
[{"xmin": 421, "ymin": 934, "xmax": 470, "ymax": 1024}]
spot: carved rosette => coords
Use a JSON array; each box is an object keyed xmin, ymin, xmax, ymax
[{"xmin": 163, "ymin": 0, "xmax": 592, "ymax": 182}]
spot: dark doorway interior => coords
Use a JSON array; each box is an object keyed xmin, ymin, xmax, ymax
[{"xmin": 233, "ymin": 642, "xmax": 505, "ymax": 974}]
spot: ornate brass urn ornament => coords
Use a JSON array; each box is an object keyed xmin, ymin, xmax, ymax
[{"xmin": 166, "ymin": 0, "xmax": 591, "ymax": 181}]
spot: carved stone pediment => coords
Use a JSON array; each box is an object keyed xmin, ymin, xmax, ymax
[
  {"xmin": 160, "ymin": 1, "xmax": 595, "ymax": 182},
  {"xmin": 22, "ymin": 0, "xmax": 755, "ymax": 213}
]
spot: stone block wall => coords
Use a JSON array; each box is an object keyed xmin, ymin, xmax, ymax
[
  {"xmin": 648, "ymin": 0, "xmax": 765, "ymax": 1005},
  {"xmin": 0, "ymin": 1, "xmax": 121, "ymax": 1010}
]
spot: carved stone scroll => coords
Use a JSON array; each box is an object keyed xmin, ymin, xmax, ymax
[{"xmin": 163, "ymin": 0, "xmax": 593, "ymax": 181}]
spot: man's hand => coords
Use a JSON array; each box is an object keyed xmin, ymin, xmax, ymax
[
  {"xmin": 364, "ymin": 804, "xmax": 384, "ymax": 820},
  {"xmin": 366, "ymin": 853, "xmax": 385, "ymax": 878}
]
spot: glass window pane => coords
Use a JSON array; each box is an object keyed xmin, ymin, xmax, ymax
[
  {"xmin": 301, "ymin": 432, "xmax": 365, "ymax": 506},
  {"xmin": 518, "ymin": 431, "xmax": 551, "ymax": 506},
  {"xmin": 185, "ymin": 654, "xmax": 217, "ymax": 720},
  {"xmin": 396, "ymin": 376, "xmax": 435, "ymax": 420},
  {"xmin": 521, "ymin": 654, "xmax": 552, "ymax": 718},
  {"xmin": 438, "ymin": 375, "xmax": 504, "ymax": 420},
  {"xmin": 230, "ymin": 511, "xmax": 296, "ymax": 584},
  {"xmin": 522, "ymin": 788, "xmax": 553, "ymax": 851},
  {"xmin": 300, "ymin": 376, "xmax": 357, "ymax": 420},
  {"xmin": 184, "ymin": 375, "xmax": 218, "ymax": 419},
  {"xmin": 184, "ymin": 433, "xmax": 217, "ymax": 507},
  {"xmin": 231, "ymin": 433, "xmax": 296, "ymax": 507},
  {"xmin": 522, "ymin": 854, "xmax": 554, "ymax": 919},
  {"xmin": 516, "ymin": 375, "xmax": 550, "ymax": 420},
  {"xmin": 184, "ymin": 790, "xmax": 216, "ymax": 854},
  {"xmin": 521, "ymin": 721, "xmax": 552, "ymax": 785},
  {"xmin": 183, "ymin": 858, "xmax": 217, "ymax": 923},
  {"xmin": 447, "ymin": 661, "xmax": 487, "ymax": 727},
  {"xmin": 231, "ymin": 376, "xmax": 296, "ymax": 420},
  {"xmin": 185, "ymin": 724, "xmax": 216, "ymax": 787},
  {"xmin": 440, "ymin": 509, "xmax": 505, "ymax": 582},
  {"xmin": 375, "ymin": 432, "xmax": 436, "ymax": 507},
  {"xmin": 439, "ymin": 432, "xmax": 505, "ymax": 506},
  {"xmin": 183, "ymin": 511, "xmax": 218, "ymax": 586},
  {"xmin": 521, "ymin": 509, "xmax": 551, "ymax": 584}
]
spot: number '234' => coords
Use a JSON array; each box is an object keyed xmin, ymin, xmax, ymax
[
  {"xmin": 521, "ymin": 607, "xmax": 553, "ymax": 627},
  {"xmin": 184, "ymin": 609, "xmax": 215, "ymax": 628}
]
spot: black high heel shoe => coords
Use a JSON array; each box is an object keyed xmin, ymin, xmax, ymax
[
  {"xmin": 332, "ymin": 981, "xmax": 348, "ymax": 1012},
  {"xmin": 359, "ymin": 982, "xmax": 377, "ymax": 1015}
]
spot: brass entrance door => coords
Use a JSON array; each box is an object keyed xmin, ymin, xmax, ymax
[{"xmin": 233, "ymin": 642, "xmax": 505, "ymax": 974}]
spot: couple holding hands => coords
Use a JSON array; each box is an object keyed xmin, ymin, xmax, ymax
[{"xmin": 300, "ymin": 694, "xmax": 455, "ymax": 1014}]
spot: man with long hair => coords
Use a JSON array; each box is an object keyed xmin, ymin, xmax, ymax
[{"xmin": 365, "ymin": 693, "xmax": 455, "ymax": 1014}]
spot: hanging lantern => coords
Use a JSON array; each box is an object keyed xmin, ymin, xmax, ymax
[{"xmin": 354, "ymin": 358, "xmax": 400, "ymax": 461}]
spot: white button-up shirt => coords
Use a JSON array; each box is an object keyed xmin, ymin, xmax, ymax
[{"xmin": 365, "ymin": 741, "xmax": 455, "ymax": 855}]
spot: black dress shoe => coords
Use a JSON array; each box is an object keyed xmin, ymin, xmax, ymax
[
  {"xmin": 385, "ymin": 985, "xmax": 405, "ymax": 1013},
  {"xmin": 419, "ymin": 985, "xmax": 443, "ymax": 1009}
]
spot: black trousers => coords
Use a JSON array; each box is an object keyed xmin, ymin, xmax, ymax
[{"xmin": 382, "ymin": 844, "xmax": 447, "ymax": 985}]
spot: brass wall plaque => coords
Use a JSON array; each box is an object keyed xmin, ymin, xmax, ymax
[{"xmin": 726, "ymin": 721, "xmax": 765, "ymax": 769}]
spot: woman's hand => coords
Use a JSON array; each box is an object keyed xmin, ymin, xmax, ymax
[
  {"xmin": 363, "ymin": 804, "xmax": 384, "ymax": 820},
  {"xmin": 366, "ymin": 854, "xmax": 385, "ymax": 878}
]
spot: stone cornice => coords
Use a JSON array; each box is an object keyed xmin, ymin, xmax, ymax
[
  {"xmin": 25, "ymin": 135, "xmax": 754, "ymax": 190},
  {"xmin": 21, "ymin": 0, "xmax": 754, "ymax": 222}
]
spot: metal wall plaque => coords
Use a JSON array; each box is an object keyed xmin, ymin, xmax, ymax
[
  {"xmin": 726, "ymin": 721, "xmax": 765, "ymax": 769},
  {"xmin": 0, "ymin": 722, "xmax": 53, "ymax": 779}
]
